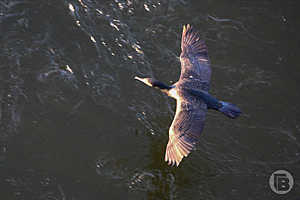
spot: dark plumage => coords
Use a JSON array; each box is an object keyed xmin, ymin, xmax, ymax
[{"xmin": 135, "ymin": 24, "xmax": 241, "ymax": 166}]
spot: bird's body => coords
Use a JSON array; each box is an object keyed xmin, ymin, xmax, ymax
[{"xmin": 135, "ymin": 24, "xmax": 241, "ymax": 166}]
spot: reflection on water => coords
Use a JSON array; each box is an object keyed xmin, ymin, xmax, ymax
[{"xmin": 0, "ymin": 0, "xmax": 299, "ymax": 199}]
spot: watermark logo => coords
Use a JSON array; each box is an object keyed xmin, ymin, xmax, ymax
[{"xmin": 269, "ymin": 170, "xmax": 294, "ymax": 194}]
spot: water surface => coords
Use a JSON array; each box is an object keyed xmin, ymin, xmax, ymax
[{"xmin": 0, "ymin": 0, "xmax": 299, "ymax": 199}]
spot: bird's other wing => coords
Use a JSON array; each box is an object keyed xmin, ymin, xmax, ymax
[
  {"xmin": 165, "ymin": 98, "xmax": 207, "ymax": 166},
  {"xmin": 179, "ymin": 24, "xmax": 211, "ymax": 88}
]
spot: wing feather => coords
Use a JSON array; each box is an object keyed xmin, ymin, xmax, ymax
[
  {"xmin": 164, "ymin": 25, "xmax": 210, "ymax": 166},
  {"xmin": 165, "ymin": 99, "xmax": 206, "ymax": 166},
  {"xmin": 180, "ymin": 24, "xmax": 211, "ymax": 88}
]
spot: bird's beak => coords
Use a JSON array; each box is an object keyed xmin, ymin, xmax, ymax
[
  {"xmin": 134, "ymin": 76, "xmax": 143, "ymax": 82},
  {"xmin": 134, "ymin": 76, "xmax": 152, "ymax": 87}
]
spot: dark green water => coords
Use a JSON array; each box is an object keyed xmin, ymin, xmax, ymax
[{"xmin": 0, "ymin": 0, "xmax": 299, "ymax": 199}]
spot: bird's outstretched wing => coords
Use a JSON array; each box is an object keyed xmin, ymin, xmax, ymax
[
  {"xmin": 180, "ymin": 24, "xmax": 211, "ymax": 89},
  {"xmin": 165, "ymin": 25, "xmax": 210, "ymax": 166},
  {"xmin": 165, "ymin": 98, "xmax": 207, "ymax": 166}
]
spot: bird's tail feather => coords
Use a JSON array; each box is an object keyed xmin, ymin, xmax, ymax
[{"xmin": 218, "ymin": 101, "xmax": 241, "ymax": 119}]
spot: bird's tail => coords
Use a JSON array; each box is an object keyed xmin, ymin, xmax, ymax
[{"xmin": 218, "ymin": 101, "xmax": 241, "ymax": 119}]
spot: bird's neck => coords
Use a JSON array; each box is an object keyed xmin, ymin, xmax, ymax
[{"xmin": 153, "ymin": 81, "xmax": 172, "ymax": 91}]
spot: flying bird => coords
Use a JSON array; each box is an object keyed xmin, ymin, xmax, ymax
[{"xmin": 135, "ymin": 24, "xmax": 241, "ymax": 166}]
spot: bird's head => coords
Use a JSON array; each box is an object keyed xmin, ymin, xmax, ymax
[
  {"xmin": 134, "ymin": 76, "xmax": 172, "ymax": 91},
  {"xmin": 134, "ymin": 76, "xmax": 158, "ymax": 87}
]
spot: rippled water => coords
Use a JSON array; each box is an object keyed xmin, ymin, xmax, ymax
[{"xmin": 0, "ymin": 0, "xmax": 299, "ymax": 199}]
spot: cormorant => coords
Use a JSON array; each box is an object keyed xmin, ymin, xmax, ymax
[{"xmin": 135, "ymin": 24, "xmax": 241, "ymax": 166}]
